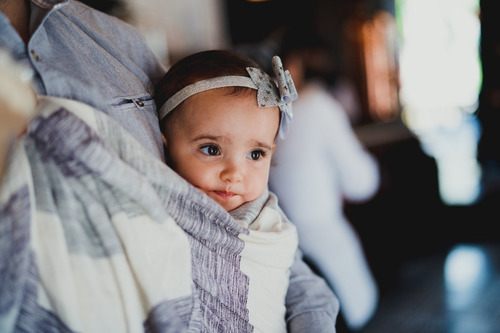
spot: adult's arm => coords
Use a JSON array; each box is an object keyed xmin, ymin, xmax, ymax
[{"xmin": 285, "ymin": 249, "xmax": 339, "ymax": 333}]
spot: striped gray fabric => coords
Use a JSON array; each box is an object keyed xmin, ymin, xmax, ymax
[
  {"xmin": 0, "ymin": 96, "xmax": 339, "ymax": 333},
  {"xmin": 0, "ymin": 96, "xmax": 252, "ymax": 332}
]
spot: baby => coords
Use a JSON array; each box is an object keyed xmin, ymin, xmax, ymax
[{"xmin": 154, "ymin": 49, "xmax": 300, "ymax": 332}]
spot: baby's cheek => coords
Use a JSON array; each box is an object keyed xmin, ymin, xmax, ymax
[
  {"xmin": 187, "ymin": 170, "xmax": 214, "ymax": 191},
  {"xmin": 249, "ymin": 178, "xmax": 268, "ymax": 200}
]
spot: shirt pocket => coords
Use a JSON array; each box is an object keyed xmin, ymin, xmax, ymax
[{"xmin": 107, "ymin": 94, "xmax": 165, "ymax": 160}]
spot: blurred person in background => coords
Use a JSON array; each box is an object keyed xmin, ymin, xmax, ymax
[{"xmin": 267, "ymin": 26, "xmax": 381, "ymax": 332}]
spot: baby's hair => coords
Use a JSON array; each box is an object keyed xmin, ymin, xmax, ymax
[{"xmin": 155, "ymin": 49, "xmax": 263, "ymax": 122}]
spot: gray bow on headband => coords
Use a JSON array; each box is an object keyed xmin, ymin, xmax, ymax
[{"xmin": 246, "ymin": 56, "xmax": 298, "ymax": 139}]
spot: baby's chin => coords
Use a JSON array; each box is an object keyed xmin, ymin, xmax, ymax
[{"xmin": 214, "ymin": 198, "xmax": 243, "ymax": 212}]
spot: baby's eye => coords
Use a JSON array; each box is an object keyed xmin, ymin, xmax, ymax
[
  {"xmin": 247, "ymin": 149, "xmax": 265, "ymax": 161},
  {"xmin": 200, "ymin": 144, "xmax": 220, "ymax": 156}
]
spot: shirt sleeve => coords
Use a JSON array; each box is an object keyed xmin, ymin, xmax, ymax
[{"xmin": 285, "ymin": 249, "xmax": 340, "ymax": 332}]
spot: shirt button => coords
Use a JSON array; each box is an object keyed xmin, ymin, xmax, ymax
[{"xmin": 30, "ymin": 50, "xmax": 40, "ymax": 61}]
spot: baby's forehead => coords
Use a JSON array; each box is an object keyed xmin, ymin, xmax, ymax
[
  {"xmin": 178, "ymin": 88, "xmax": 259, "ymax": 112},
  {"xmin": 178, "ymin": 91, "xmax": 278, "ymax": 129},
  {"xmin": 166, "ymin": 89, "xmax": 277, "ymax": 126}
]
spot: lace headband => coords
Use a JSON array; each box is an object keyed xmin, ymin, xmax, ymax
[{"xmin": 158, "ymin": 55, "xmax": 298, "ymax": 139}]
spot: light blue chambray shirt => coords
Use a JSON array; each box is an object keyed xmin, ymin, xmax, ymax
[{"xmin": 0, "ymin": 0, "xmax": 167, "ymax": 160}]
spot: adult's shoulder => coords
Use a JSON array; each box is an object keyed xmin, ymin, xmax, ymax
[
  {"xmin": 62, "ymin": 0, "xmax": 140, "ymax": 35},
  {"xmin": 49, "ymin": 1, "xmax": 165, "ymax": 74},
  {"xmin": 33, "ymin": 0, "xmax": 140, "ymax": 52}
]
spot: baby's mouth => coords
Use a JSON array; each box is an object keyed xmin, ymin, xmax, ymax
[{"xmin": 213, "ymin": 190, "xmax": 235, "ymax": 198}]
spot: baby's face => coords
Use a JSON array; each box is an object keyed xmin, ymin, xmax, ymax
[{"xmin": 164, "ymin": 89, "xmax": 280, "ymax": 211}]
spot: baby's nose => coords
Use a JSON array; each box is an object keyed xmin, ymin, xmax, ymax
[{"xmin": 220, "ymin": 160, "xmax": 244, "ymax": 183}]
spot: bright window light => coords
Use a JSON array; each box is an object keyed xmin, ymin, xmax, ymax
[{"xmin": 396, "ymin": 0, "xmax": 482, "ymax": 205}]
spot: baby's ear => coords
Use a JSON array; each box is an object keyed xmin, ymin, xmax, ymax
[
  {"xmin": 161, "ymin": 133, "xmax": 168, "ymax": 148},
  {"xmin": 161, "ymin": 133, "xmax": 170, "ymax": 162}
]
